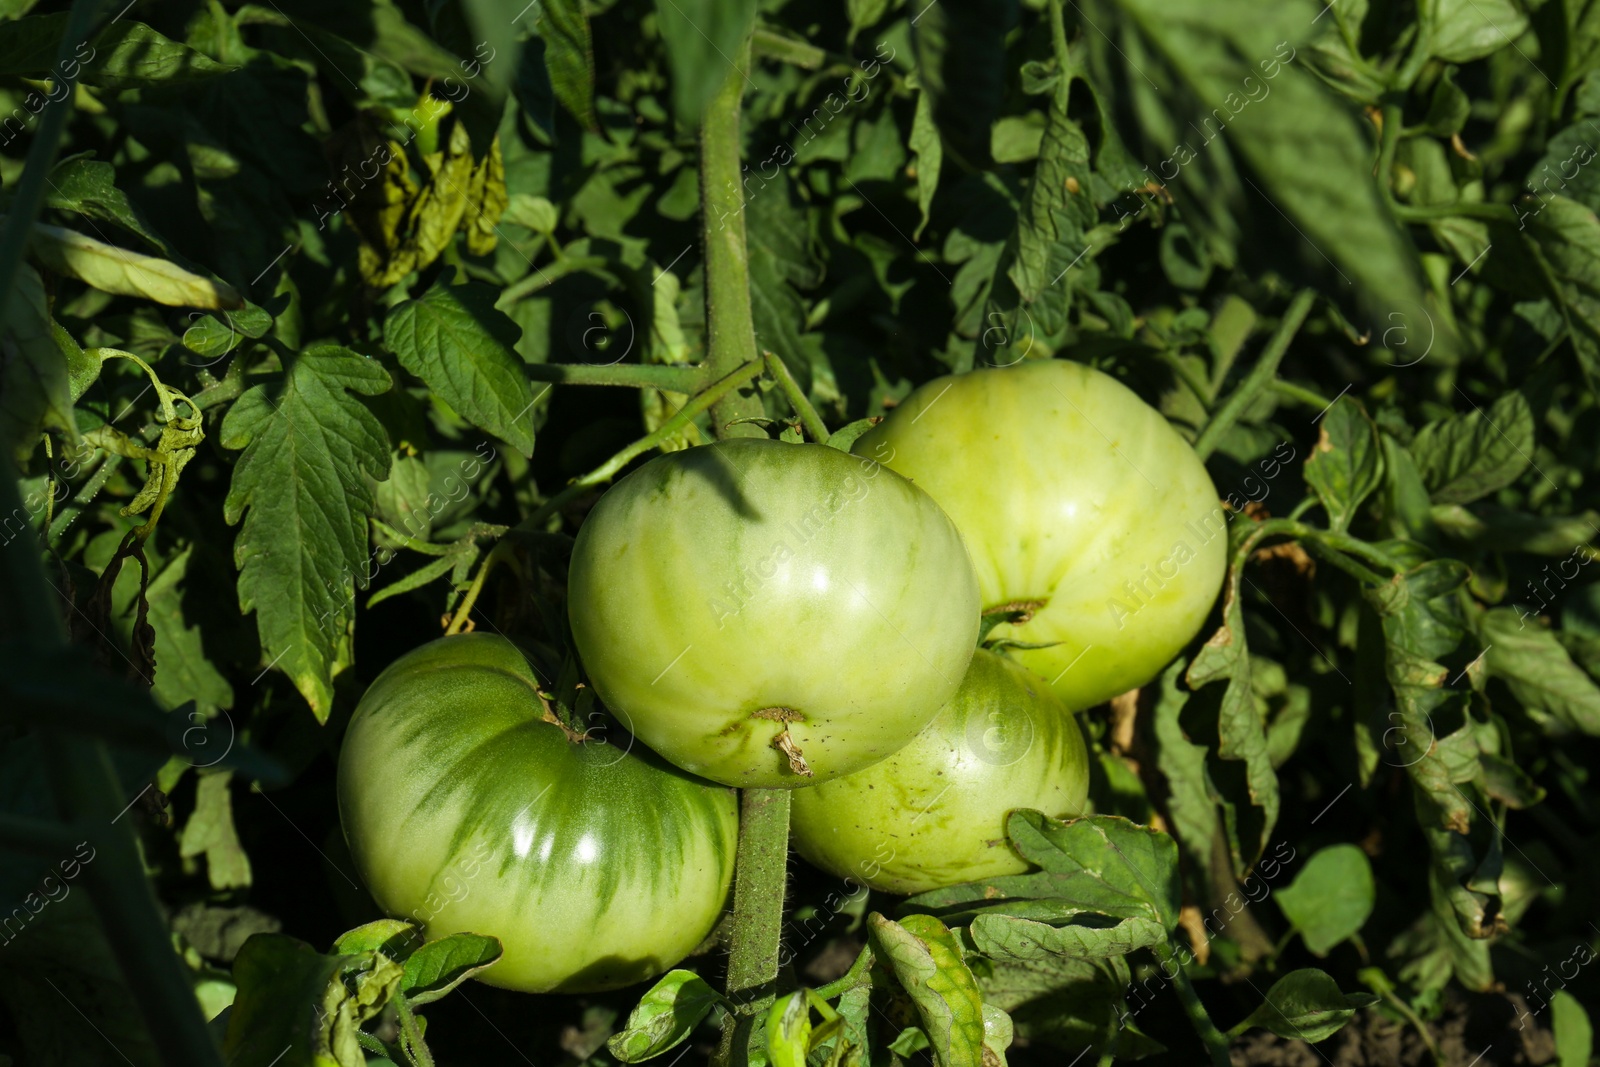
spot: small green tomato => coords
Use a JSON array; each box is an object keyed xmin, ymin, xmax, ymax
[{"xmin": 790, "ymin": 649, "xmax": 1090, "ymax": 895}]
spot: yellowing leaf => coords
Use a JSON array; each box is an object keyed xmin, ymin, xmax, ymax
[{"xmin": 28, "ymin": 223, "xmax": 242, "ymax": 309}]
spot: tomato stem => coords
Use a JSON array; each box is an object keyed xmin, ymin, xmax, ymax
[
  {"xmin": 716, "ymin": 787, "xmax": 793, "ymax": 1067},
  {"xmin": 761, "ymin": 350, "xmax": 831, "ymax": 444},
  {"xmin": 1154, "ymin": 939, "xmax": 1233, "ymax": 1067},
  {"xmin": 1192, "ymin": 288, "xmax": 1316, "ymax": 461},
  {"xmin": 523, "ymin": 361, "xmax": 708, "ymax": 394},
  {"xmin": 699, "ymin": 35, "xmax": 767, "ymax": 439}
]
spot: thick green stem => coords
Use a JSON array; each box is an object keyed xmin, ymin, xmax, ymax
[
  {"xmin": 1155, "ymin": 940, "xmax": 1233, "ymax": 1067},
  {"xmin": 1193, "ymin": 289, "xmax": 1316, "ymax": 461},
  {"xmin": 716, "ymin": 788, "xmax": 793, "ymax": 1067},
  {"xmin": 524, "ymin": 361, "xmax": 707, "ymax": 394},
  {"xmin": 697, "ymin": 33, "xmax": 795, "ymax": 1067},
  {"xmin": 761, "ymin": 351, "xmax": 830, "ymax": 443},
  {"xmin": 699, "ymin": 38, "xmax": 766, "ymax": 438}
]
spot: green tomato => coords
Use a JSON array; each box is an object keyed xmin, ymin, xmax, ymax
[
  {"xmin": 337, "ymin": 633, "xmax": 738, "ymax": 993},
  {"xmin": 790, "ymin": 649, "xmax": 1089, "ymax": 895},
  {"xmin": 567, "ymin": 438, "xmax": 982, "ymax": 788},
  {"xmin": 854, "ymin": 360, "xmax": 1226, "ymax": 710}
]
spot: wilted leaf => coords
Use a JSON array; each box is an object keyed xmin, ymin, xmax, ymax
[
  {"xmin": 868, "ymin": 913, "xmax": 987, "ymax": 1067},
  {"xmin": 1480, "ymin": 607, "xmax": 1600, "ymax": 735},
  {"xmin": 969, "ymin": 913, "xmax": 1166, "ymax": 960},
  {"xmin": 609, "ymin": 969, "xmax": 723, "ymax": 1063},
  {"xmin": 29, "ymin": 223, "xmax": 242, "ymax": 309},
  {"xmin": 223, "ymin": 934, "xmax": 404, "ymax": 1067}
]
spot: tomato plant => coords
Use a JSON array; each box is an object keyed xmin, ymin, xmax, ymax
[
  {"xmin": 567, "ymin": 438, "xmax": 981, "ymax": 788},
  {"xmin": 4, "ymin": 0, "xmax": 1600, "ymax": 1064},
  {"xmin": 338, "ymin": 633, "xmax": 738, "ymax": 994},
  {"xmin": 855, "ymin": 361, "xmax": 1227, "ymax": 711},
  {"xmin": 790, "ymin": 648, "xmax": 1090, "ymax": 895}
]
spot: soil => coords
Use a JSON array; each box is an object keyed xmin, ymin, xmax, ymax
[{"xmin": 1229, "ymin": 991, "xmax": 1559, "ymax": 1066}]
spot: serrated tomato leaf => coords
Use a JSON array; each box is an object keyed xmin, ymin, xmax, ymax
[
  {"xmin": 383, "ymin": 279, "xmax": 537, "ymax": 457},
  {"xmin": 1304, "ymin": 397, "xmax": 1384, "ymax": 532},
  {"xmin": 221, "ymin": 345, "xmax": 392, "ymax": 721}
]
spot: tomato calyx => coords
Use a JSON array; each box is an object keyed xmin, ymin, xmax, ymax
[
  {"xmin": 752, "ymin": 707, "xmax": 813, "ymax": 778},
  {"xmin": 984, "ymin": 598, "xmax": 1049, "ymax": 622}
]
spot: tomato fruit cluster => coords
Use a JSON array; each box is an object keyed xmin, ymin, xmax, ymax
[{"xmin": 338, "ymin": 360, "xmax": 1223, "ymax": 994}]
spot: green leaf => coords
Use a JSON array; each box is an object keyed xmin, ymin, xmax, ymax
[
  {"xmin": 969, "ymin": 913, "xmax": 1166, "ymax": 960},
  {"xmin": 534, "ymin": 0, "xmax": 597, "ymax": 130},
  {"xmin": 1230, "ymin": 969, "xmax": 1377, "ymax": 1043},
  {"xmin": 746, "ymin": 174, "xmax": 822, "ymax": 374},
  {"xmin": 367, "ymin": 551, "xmax": 468, "ymax": 609},
  {"xmin": 908, "ymin": 813, "xmax": 1182, "ymax": 941},
  {"xmin": 846, "ymin": 0, "xmax": 893, "ymax": 41},
  {"xmin": 1186, "ymin": 558, "xmax": 1280, "ymax": 873},
  {"xmin": 179, "ymin": 770, "xmax": 252, "ymax": 891},
  {"xmin": 867, "ymin": 913, "xmax": 986, "ymax": 1067},
  {"xmin": 1088, "ymin": 0, "xmax": 1426, "ymax": 319},
  {"xmin": 1525, "ymin": 195, "xmax": 1600, "ymax": 386},
  {"xmin": 1431, "ymin": 0, "xmax": 1529, "ymax": 63},
  {"xmin": 609, "ymin": 969, "xmax": 723, "ymax": 1063},
  {"xmin": 986, "ymin": 93, "xmax": 1094, "ymax": 337},
  {"xmin": 912, "ymin": 0, "xmax": 1010, "ymax": 166},
  {"xmin": 1409, "ymin": 391, "xmax": 1535, "ymax": 505},
  {"xmin": 332, "ymin": 919, "xmax": 421, "ymax": 958},
  {"xmin": 654, "ymin": 0, "xmax": 758, "ymax": 127},
  {"xmin": 221, "ymin": 345, "xmax": 393, "ymax": 721},
  {"xmin": 1147, "ymin": 657, "xmax": 1226, "ymax": 896},
  {"xmin": 1431, "ymin": 505, "xmax": 1600, "ymax": 555},
  {"xmin": 0, "ymin": 14, "xmax": 235, "ymax": 87},
  {"xmin": 383, "ymin": 279, "xmax": 537, "ymax": 457},
  {"xmin": 1303, "ymin": 398, "xmax": 1384, "ymax": 532},
  {"xmin": 909, "ymin": 83, "xmax": 943, "ymax": 240},
  {"xmin": 1553, "ymin": 991, "xmax": 1594, "ymax": 1067},
  {"xmin": 1, "ymin": 264, "xmax": 77, "ymax": 465},
  {"xmin": 401, "ymin": 932, "xmax": 502, "ymax": 1005},
  {"xmin": 1274, "ymin": 844, "xmax": 1374, "ymax": 955},
  {"xmin": 1479, "ymin": 607, "xmax": 1600, "ymax": 736},
  {"xmin": 45, "ymin": 156, "xmax": 171, "ymax": 254},
  {"xmin": 223, "ymin": 934, "xmax": 404, "ymax": 1067},
  {"xmin": 146, "ymin": 547, "xmax": 236, "ymax": 717},
  {"xmin": 28, "ymin": 223, "xmax": 242, "ymax": 310}
]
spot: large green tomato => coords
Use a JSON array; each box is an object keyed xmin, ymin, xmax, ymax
[
  {"xmin": 337, "ymin": 633, "xmax": 738, "ymax": 993},
  {"xmin": 567, "ymin": 438, "xmax": 981, "ymax": 788},
  {"xmin": 854, "ymin": 360, "xmax": 1226, "ymax": 710},
  {"xmin": 790, "ymin": 649, "xmax": 1089, "ymax": 895}
]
